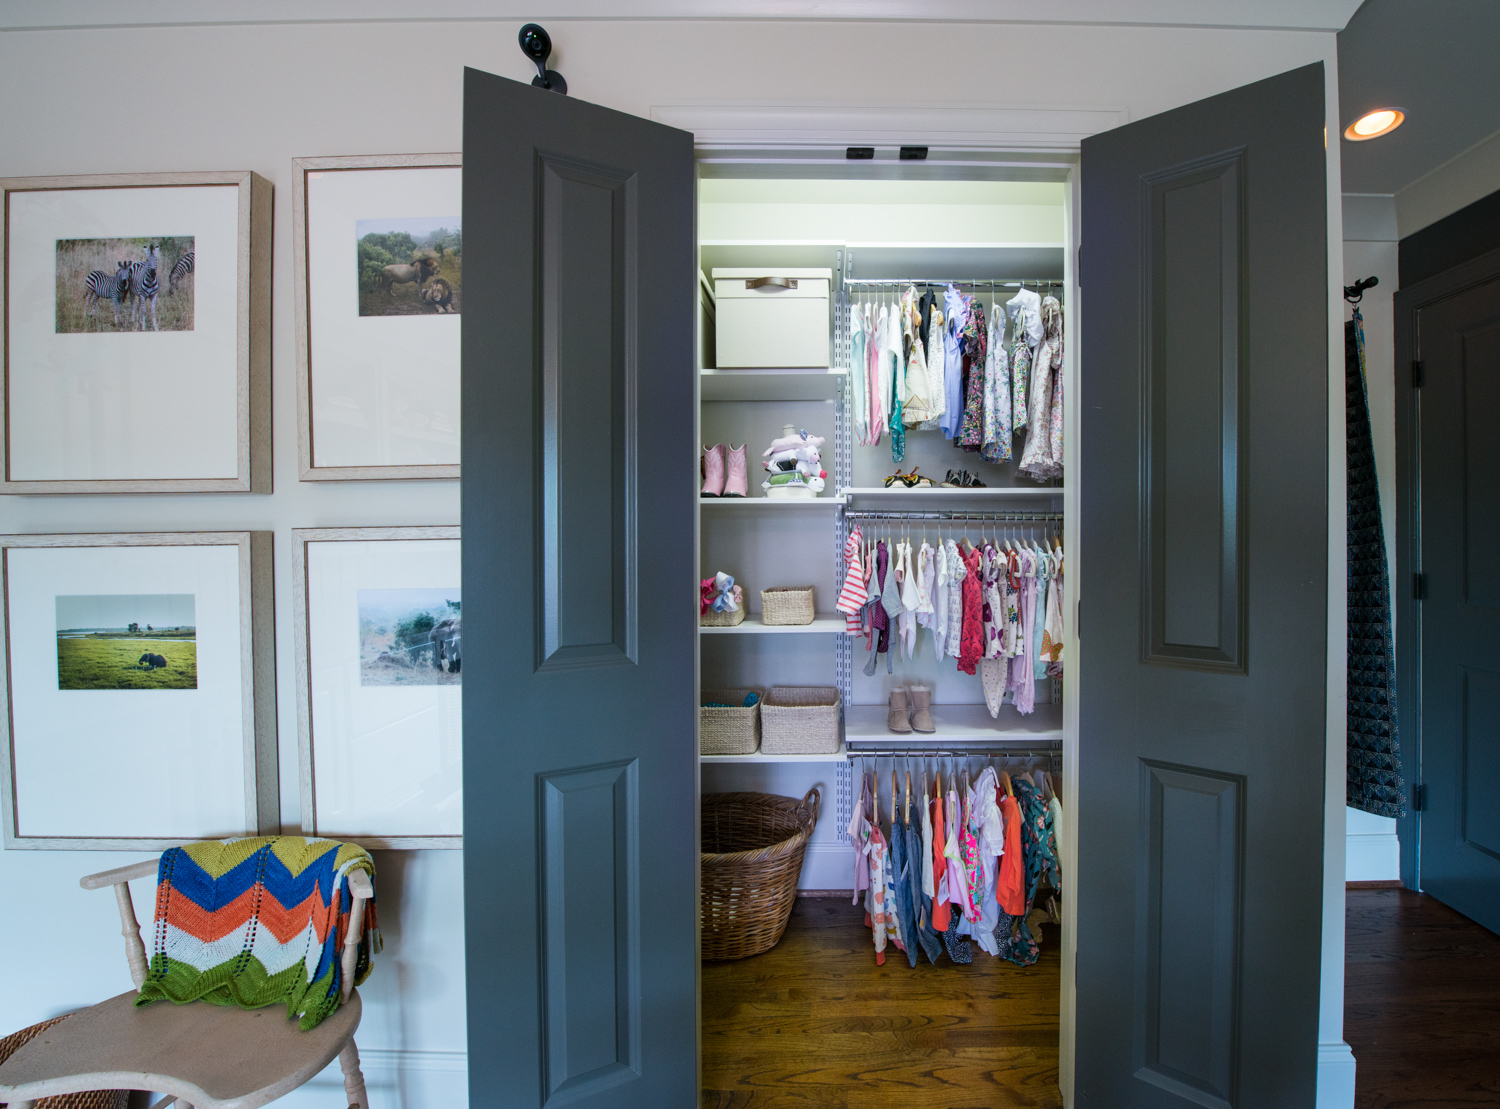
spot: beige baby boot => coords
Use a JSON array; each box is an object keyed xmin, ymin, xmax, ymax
[
  {"xmin": 909, "ymin": 687, "xmax": 936, "ymax": 733},
  {"xmin": 887, "ymin": 689, "xmax": 912, "ymax": 733}
]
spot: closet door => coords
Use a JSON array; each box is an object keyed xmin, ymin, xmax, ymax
[
  {"xmin": 460, "ymin": 69, "xmax": 698, "ymax": 1108},
  {"xmin": 1077, "ymin": 63, "xmax": 1329, "ymax": 1108}
]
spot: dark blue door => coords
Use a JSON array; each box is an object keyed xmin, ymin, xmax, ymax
[{"xmin": 460, "ymin": 67, "xmax": 699, "ymax": 1108}]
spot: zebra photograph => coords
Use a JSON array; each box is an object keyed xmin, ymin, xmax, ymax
[{"xmin": 54, "ymin": 235, "xmax": 195, "ymax": 333}]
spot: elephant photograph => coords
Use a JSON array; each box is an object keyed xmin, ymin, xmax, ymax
[{"xmin": 357, "ymin": 587, "xmax": 461, "ymax": 686}]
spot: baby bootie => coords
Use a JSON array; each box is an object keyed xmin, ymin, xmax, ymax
[
  {"xmin": 700, "ymin": 444, "xmax": 725, "ymax": 497},
  {"xmin": 887, "ymin": 689, "xmax": 913, "ymax": 734},
  {"xmin": 723, "ymin": 444, "xmax": 748, "ymax": 497},
  {"xmin": 908, "ymin": 687, "xmax": 936, "ymax": 733}
]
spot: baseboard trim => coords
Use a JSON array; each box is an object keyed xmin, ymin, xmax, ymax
[
  {"xmin": 1316, "ymin": 1041, "xmax": 1357, "ymax": 1109},
  {"xmin": 1346, "ymin": 879, "xmax": 1403, "ymax": 889}
]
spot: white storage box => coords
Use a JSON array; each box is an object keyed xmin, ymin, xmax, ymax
[{"xmin": 712, "ymin": 267, "xmax": 831, "ymax": 368}]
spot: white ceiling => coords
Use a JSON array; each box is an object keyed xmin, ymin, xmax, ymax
[
  {"xmin": 0, "ymin": 0, "xmax": 1362, "ymax": 31},
  {"xmin": 1338, "ymin": 0, "xmax": 1500, "ymax": 194}
]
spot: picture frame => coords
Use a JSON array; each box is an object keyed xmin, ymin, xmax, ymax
[
  {"xmin": 0, "ymin": 531, "xmax": 277, "ymax": 850},
  {"xmin": 1, "ymin": 171, "xmax": 272, "ymax": 494},
  {"xmin": 292, "ymin": 154, "xmax": 463, "ymax": 481},
  {"xmin": 292, "ymin": 525, "xmax": 462, "ymax": 849}
]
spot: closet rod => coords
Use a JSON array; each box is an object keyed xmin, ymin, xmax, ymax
[
  {"xmin": 843, "ymin": 510, "xmax": 1063, "ymax": 522},
  {"xmin": 842, "ymin": 278, "xmax": 1062, "ymax": 288},
  {"xmin": 846, "ymin": 743, "xmax": 1062, "ymax": 759}
]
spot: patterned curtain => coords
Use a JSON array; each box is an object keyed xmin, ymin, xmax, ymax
[{"xmin": 1346, "ymin": 307, "xmax": 1405, "ymax": 818}]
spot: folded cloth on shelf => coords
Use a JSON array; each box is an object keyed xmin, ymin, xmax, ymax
[{"xmin": 135, "ymin": 836, "xmax": 380, "ymax": 1030}]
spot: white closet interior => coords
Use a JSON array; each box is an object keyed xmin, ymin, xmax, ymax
[{"xmin": 695, "ymin": 158, "xmax": 1075, "ymax": 893}]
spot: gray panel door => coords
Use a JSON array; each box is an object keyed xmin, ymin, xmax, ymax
[
  {"xmin": 460, "ymin": 68, "xmax": 697, "ymax": 1108},
  {"xmin": 1397, "ymin": 249, "xmax": 1500, "ymax": 933},
  {"xmin": 1078, "ymin": 63, "xmax": 1329, "ymax": 1108}
]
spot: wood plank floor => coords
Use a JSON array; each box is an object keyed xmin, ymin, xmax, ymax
[
  {"xmin": 702, "ymin": 897, "xmax": 1063, "ymax": 1109},
  {"xmin": 1345, "ymin": 888, "xmax": 1500, "ymax": 1108}
]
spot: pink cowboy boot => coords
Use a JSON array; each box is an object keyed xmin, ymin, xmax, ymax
[
  {"xmin": 701, "ymin": 444, "xmax": 726, "ymax": 497},
  {"xmin": 723, "ymin": 444, "xmax": 749, "ymax": 497}
]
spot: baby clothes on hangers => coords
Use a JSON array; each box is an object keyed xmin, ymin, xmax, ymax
[
  {"xmin": 850, "ymin": 304, "xmax": 870, "ymax": 446},
  {"xmin": 867, "ymin": 819, "xmax": 891, "ymax": 964},
  {"xmin": 866, "ymin": 304, "xmax": 884, "ymax": 447},
  {"xmin": 956, "ymin": 542, "xmax": 984, "ymax": 675},
  {"xmin": 915, "ymin": 541, "xmax": 936, "ymax": 635},
  {"xmin": 865, "ymin": 541, "xmax": 892, "ymax": 676},
  {"xmin": 836, "ymin": 527, "xmax": 869, "ymax": 636},
  {"xmin": 901, "ymin": 287, "xmax": 935, "ymax": 427},
  {"xmin": 940, "ymin": 285, "xmax": 966, "ymax": 440},
  {"xmin": 956, "ymin": 297, "xmax": 987, "ymax": 450},
  {"xmin": 1020, "ymin": 295, "xmax": 1065, "ymax": 482},
  {"xmin": 1006, "ymin": 288, "xmax": 1040, "ymax": 434},
  {"xmin": 1008, "ymin": 548, "xmax": 1038, "ymax": 715},
  {"xmin": 920, "ymin": 300, "xmax": 947, "ymax": 431},
  {"xmin": 981, "ymin": 302, "xmax": 1013, "ymax": 463},
  {"xmin": 898, "ymin": 539, "xmax": 919, "ymax": 661},
  {"xmin": 945, "ymin": 540, "xmax": 967, "ymax": 660},
  {"xmin": 930, "ymin": 785, "xmax": 951, "ymax": 932},
  {"xmin": 929, "ymin": 540, "xmax": 950, "ymax": 660},
  {"xmin": 1042, "ymin": 552, "xmax": 1064, "ymax": 677},
  {"xmin": 1033, "ymin": 551, "xmax": 1052, "ymax": 682},
  {"xmin": 848, "ymin": 770, "xmax": 873, "ymax": 903}
]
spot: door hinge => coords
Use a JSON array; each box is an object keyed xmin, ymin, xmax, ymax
[
  {"xmin": 1413, "ymin": 783, "xmax": 1425, "ymax": 812},
  {"xmin": 1413, "ymin": 572, "xmax": 1427, "ymax": 600},
  {"xmin": 1412, "ymin": 359, "xmax": 1424, "ymax": 388}
]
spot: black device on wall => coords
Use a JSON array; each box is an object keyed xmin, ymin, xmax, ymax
[{"xmin": 518, "ymin": 23, "xmax": 567, "ymax": 94}]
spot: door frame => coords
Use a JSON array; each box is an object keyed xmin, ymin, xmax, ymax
[
  {"xmin": 676, "ymin": 103, "xmax": 1087, "ymax": 1100},
  {"xmin": 1392, "ymin": 243, "xmax": 1500, "ymax": 890}
]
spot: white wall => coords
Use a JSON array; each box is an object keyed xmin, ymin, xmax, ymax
[
  {"xmin": 1396, "ymin": 125, "xmax": 1500, "ymax": 237},
  {"xmin": 1341, "ymin": 193, "xmax": 1401, "ymax": 884},
  {"xmin": 0, "ymin": 17, "xmax": 1341, "ymax": 1109}
]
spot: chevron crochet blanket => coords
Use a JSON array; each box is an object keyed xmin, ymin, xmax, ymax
[{"xmin": 135, "ymin": 836, "xmax": 381, "ymax": 1030}]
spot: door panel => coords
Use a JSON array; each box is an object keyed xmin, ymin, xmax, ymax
[
  {"xmin": 1406, "ymin": 266, "xmax": 1500, "ymax": 931},
  {"xmin": 1079, "ymin": 63, "xmax": 1329, "ymax": 1108},
  {"xmin": 461, "ymin": 68, "xmax": 697, "ymax": 1109}
]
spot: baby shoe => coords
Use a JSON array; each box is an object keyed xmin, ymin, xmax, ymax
[
  {"xmin": 908, "ymin": 687, "xmax": 936, "ymax": 733},
  {"xmin": 887, "ymin": 689, "xmax": 913, "ymax": 733},
  {"xmin": 701, "ymin": 444, "xmax": 725, "ymax": 497},
  {"xmin": 723, "ymin": 445, "xmax": 748, "ymax": 497}
]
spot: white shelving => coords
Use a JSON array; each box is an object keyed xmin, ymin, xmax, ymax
[
  {"xmin": 700, "ymin": 368, "xmax": 847, "ymax": 402},
  {"xmin": 845, "ymin": 702, "xmax": 1063, "ymax": 745},
  {"xmin": 700, "ymin": 745, "xmax": 846, "ymax": 764},
  {"xmin": 840, "ymin": 486, "xmax": 1062, "ymax": 502},
  {"xmin": 700, "ymin": 496, "xmax": 841, "ymax": 508},
  {"xmin": 700, "ymin": 615, "xmax": 847, "ymax": 635}
]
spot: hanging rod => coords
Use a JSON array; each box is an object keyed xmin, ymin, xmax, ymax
[
  {"xmin": 842, "ymin": 277, "xmax": 1062, "ymax": 288},
  {"xmin": 846, "ymin": 742, "xmax": 1062, "ymax": 759},
  {"xmin": 843, "ymin": 510, "xmax": 1063, "ymax": 522}
]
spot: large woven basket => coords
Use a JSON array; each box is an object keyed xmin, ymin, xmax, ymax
[
  {"xmin": 701, "ymin": 689, "xmax": 761, "ymax": 755},
  {"xmin": 761, "ymin": 686, "xmax": 841, "ymax": 754},
  {"xmin": 0, "ymin": 1015, "xmax": 129, "ymax": 1109},
  {"xmin": 700, "ymin": 604, "xmax": 745, "ymax": 627},
  {"xmin": 760, "ymin": 586, "xmax": 816, "ymax": 626},
  {"xmin": 701, "ymin": 789, "xmax": 819, "ymax": 960}
]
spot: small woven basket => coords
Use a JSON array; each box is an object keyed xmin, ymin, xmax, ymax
[
  {"xmin": 0, "ymin": 1016, "xmax": 129, "ymax": 1109},
  {"xmin": 700, "ymin": 689, "xmax": 761, "ymax": 755},
  {"xmin": 761, "ymin": 686, "xmax": 841, "ymax": 754},
  {"xmin": 700, "ymin": 604, "xmax": 746, "ymax": 627},
  {"xmin": 700, "ymin": 789, "xmax": 819, "ymax": 960},
  {"xmin": 760, "ymin": 586, "xmax": 815, "ymax": 626}
]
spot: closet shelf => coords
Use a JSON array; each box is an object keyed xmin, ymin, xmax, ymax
[
  {"xmin": 701, "ymin": 497, "xmax": 842, "ymax": 509},
  {"xmin": 700, "ymin": 368, "xmax": 847, "ymax": 402},
  {"xmin": 844, "ymin": 702, "xmax": 1063, "ymax": 745},
  {"xmin": 700, "ymin": 615, "xmax": 847, "ymax": 635},
  {"xmin": 700, "ymin": 745, "xmax": 846, "ymax": 764},
  {"xmin": 840, "ymin": 486, "xmax": 1062, "ymax": 500}
]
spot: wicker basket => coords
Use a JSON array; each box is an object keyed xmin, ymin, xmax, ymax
[
  {"xmin": 700, "ymin": 604, "xmax": 746, "ymax": 627},
  {"xmin": 700, "ymin": 789, "xmax": 819, "ymax": 960},
  {"xmin": 700, "ymin": 689, "xmax": 761, "ymax": 755},
  {"xmin": 760, "ymin": 586, "xmax": 816, "ymax": 626},
  {"xmin": 0, "ymin": 1015, "xmax": 129, "ymax": 1109},
  {"xmin": 761, "ymin": 686, "xmax": 841, "ymax": 754}
]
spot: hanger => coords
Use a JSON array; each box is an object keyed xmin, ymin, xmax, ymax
[{"xmin": 999, "ymin": 767, "xmax": 1015, "ymax": 798}]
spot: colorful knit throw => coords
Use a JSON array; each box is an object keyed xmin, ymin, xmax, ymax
[{"xmin": 135, "ymin": 836, "xmax": 381, "ymax": 1030}]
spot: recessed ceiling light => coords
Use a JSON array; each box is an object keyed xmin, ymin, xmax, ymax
[{"xmin": 1344, "ymin": 108, "xmax": 1406, "ymax": 141}]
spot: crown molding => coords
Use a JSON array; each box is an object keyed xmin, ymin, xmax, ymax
[{"xmin": 0, "ymin": 0, "xmax": 1361, "ymax": 33}]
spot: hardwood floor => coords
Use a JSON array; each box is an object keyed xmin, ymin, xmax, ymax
[
  {"xmin": 1346, "ymin": 888, "xmax": 1500, "ymax": 1108},
  {"xmin": 701, "ymin": 896, "xmax": 1063, "ymax": 1109}
]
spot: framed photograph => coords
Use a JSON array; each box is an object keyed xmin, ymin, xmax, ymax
[
  {"xmin": 0, "ymin": 532, "xmax": 277, "ymax": 850},
  {"xmin": 293, "ymin": 154, "xmax": 462, "ymax": 481},
  {"xmin": 292, "ymin": 526, "xmax": 461, "ymax": 848},
  {"xmin": 1, "ymin": 172, "xmax": 271, "ymax": 494}
]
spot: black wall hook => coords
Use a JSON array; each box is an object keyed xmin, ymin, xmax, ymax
[
  {"xmin": 518, "ymin": 23, "xmax": 567, "ymax": 95},
  {"xmin": 1344, "ymin": 275, "xmax": 1378, "ymax": 304}
]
